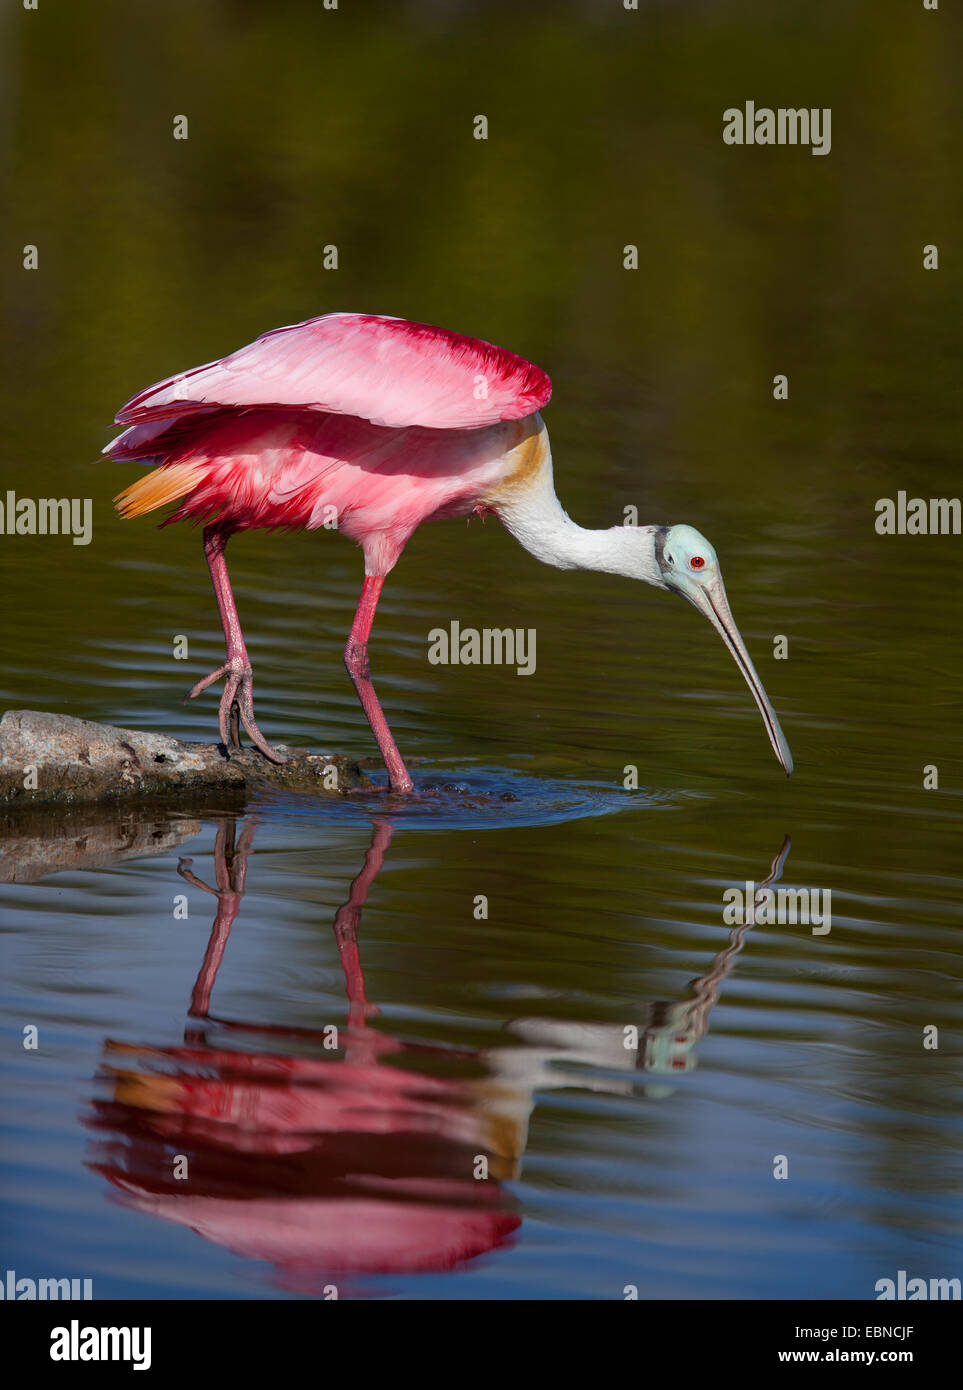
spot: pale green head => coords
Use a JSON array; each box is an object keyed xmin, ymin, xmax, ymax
[{"xmin": 655, "ymin": 524, "xmax": 793, "ymax": 776}]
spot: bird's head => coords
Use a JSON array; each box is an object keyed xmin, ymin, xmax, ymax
[{"xmin": 653, "ymin": 524, "xmax": 793, "ymax": 776}]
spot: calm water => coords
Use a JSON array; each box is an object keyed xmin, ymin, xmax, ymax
[{"xmin": 1, "ymin": 0, "xmax": 961, "ymax": 1300}]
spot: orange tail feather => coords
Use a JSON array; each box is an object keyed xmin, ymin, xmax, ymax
[{"xmin": 114, "ymin": 462, "xmax": 206, "ymax": 519}]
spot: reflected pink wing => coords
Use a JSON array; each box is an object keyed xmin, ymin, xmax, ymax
[{"xmin": 115, "ymin": 313, "xmax": 552, "ymax": 431}]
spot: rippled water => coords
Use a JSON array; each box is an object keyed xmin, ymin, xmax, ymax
[{"xmin": 1, "ymin": 0, "xmax": 961, "ymax": 1300}]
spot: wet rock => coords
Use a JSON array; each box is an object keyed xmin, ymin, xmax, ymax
[
  {"xmin": 0, "ymin": 710, "xmax": 370, "ymax": 807},
  {"xmin": 0, "ymin": 805, "xmax": 201, "ymax": 883}
]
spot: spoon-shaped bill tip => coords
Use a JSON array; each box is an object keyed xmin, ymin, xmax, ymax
[{"xmin": 677, "ymin": 574, "xmax": 793, "ymax": 776}]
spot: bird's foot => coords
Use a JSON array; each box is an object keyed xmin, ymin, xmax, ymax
[{"xmin": 186, "ymin": 659, "xmax": 287, "ymax": 764}]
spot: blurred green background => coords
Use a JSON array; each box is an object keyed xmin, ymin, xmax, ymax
[
  {"xmin": 1, "ymin": 0, "xmax": 960, "ymax": 795},
  {"xmin": 0, "ymin": 0, "xmax": 960, "ymax": 1300}
]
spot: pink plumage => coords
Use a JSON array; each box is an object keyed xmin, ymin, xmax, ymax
[
  {"xmin": 108, "ymin": 310, "xmax": 794, "ymax": 788},
  {"xmin": 113, "ymin": 311, "xmax": 551, "ymax": 431},
  {"xmin": 114, "ymin": 407, "xmax": 527, "ymax": 572},
  {"xmin": 109, "ymin": 313, "xmax": 553, "ymax": 790}
]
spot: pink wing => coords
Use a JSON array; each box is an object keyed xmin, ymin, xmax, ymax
[{"xmin": 114, "ymin": 313, "xmax": 551, "ymax": 431}]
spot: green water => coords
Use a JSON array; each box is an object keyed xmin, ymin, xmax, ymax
[{"xmin": 0, "ymin": 0, "xmax": 960, "ymax": 1299}]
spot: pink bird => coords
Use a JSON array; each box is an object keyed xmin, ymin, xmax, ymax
[{"xmin": 108, "ymin": 312, "xmax": 792, "ymax": 791}]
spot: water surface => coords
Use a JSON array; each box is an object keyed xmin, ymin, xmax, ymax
[{"xmin": 1, "ymin": 0, "xmax": 960, "ymax": 1300}]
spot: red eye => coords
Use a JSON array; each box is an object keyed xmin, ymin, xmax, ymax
[{"xmin": 690, "ymin": 556, "xmax": 705, "ymax": 570}]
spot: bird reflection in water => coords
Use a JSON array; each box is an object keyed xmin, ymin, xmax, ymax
[{"xmin": 85, "ymin": 821, "xmax": 790, "ymax": 1289}]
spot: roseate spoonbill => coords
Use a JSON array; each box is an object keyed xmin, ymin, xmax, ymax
[{"xmin": 108, "ymin": 312, "xmax": 793, "ymax": 790}]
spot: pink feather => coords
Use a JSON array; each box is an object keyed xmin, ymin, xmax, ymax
[
  {"xmin": 113, "ymin": 312, "xmax": 551, "ymax": 432},
  {"xmin": 107, "ymin": 314, "xmax": 553, "ymax": 783}
]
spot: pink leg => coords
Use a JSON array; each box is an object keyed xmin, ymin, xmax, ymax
[
  {"xmin": 178, "ymin": 819, "xmax": 255, "ymax": 1019},
  {"xmin": 344, "ymin": 576, "xmax": 413, "ymax": 793},
  {"xmin": 333, "ymin": 821, "xmax": 393, "ymax": 1028},
  {"xmin": 187, "ymin": 526, "xmax": 285, "ymax": 763}
]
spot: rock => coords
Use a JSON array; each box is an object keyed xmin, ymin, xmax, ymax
[
  {"xmin": 0, "ymin": 805, "xmax": 201, "ymax": 882},
  {"xmin": 0, "ymin": 710, "xmax": 370, "ymax": 806}
]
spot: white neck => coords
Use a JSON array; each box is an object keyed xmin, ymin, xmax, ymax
[{"xmin": 494, "ymin": 441, "xmax": 666, "ymax": 588}]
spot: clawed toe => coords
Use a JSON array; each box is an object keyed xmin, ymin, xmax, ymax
[
  {"xmin": 186, "ymin": 663, "xmax": 230, "ymax": 701},
  {"xmin": 187, "ymin": 661, "xmax": 286, "ymax": 764}
]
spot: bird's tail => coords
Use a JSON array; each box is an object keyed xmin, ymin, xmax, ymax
[{"xmin": 114, "ymin": 462, "xmax": 207, "ymax": 519}]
